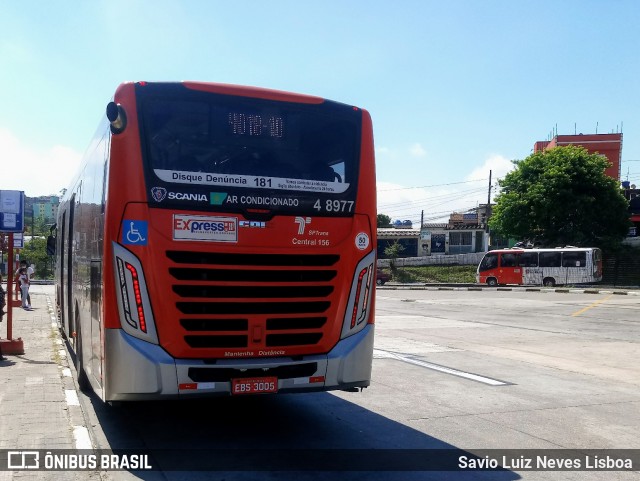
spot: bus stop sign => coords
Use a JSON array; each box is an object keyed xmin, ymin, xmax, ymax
[{"xmin": 0, "ymin": 190, "xmax": 25, "ymax": 233}]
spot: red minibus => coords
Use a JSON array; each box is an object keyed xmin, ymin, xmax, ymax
[{"xmin": 476, "ymin": 247, "xmax": 603, "ymax": 287}]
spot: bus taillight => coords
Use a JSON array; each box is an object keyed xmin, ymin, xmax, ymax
[
  {"xmin": 124, "ymin": 262, "xmax": 147, "ymax": 333},
  {"xmin": 341, "ymin": 251, "xmax": 376, "ymax": 339},
  {"xmin": 113, "ymin": 242, "xmax": 158, "ymax": 344},
  {"xmin": 350, "ymin": 266, "xmax": 371, "ymax": 328}
]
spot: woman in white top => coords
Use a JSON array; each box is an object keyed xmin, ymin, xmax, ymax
[{"xmin": 18, "ymin": 268, "xmax": 30, "ymax": 310}]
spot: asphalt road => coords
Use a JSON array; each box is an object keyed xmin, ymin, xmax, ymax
[{"xmin": 74, "ymin": 289, "xmax": 639, "ymax": 481}]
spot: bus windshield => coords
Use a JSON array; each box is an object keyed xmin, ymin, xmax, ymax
[{"xmin": 139, "ymin": 90, "xmax": 361, "ymax": 205}]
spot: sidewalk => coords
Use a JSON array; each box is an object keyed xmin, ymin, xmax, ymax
[{"xmin": 0, "ymin": 284, "xmax": 92, "ymax": 480}]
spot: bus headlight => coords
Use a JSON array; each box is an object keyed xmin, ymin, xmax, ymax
[
  {"xmin": 341, "ymin": 251, "xmax": 376, "ymax": 339},
  {"xmin": 112, "ymin": 242, "xmax": 159, "ymax": 344}
]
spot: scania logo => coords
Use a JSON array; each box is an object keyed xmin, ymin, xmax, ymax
[
  {"xmin": 150, "ymin": 187, "xmax": 167, "ymax": 202},
  {"xmin": 168, "ymin": 192, "xmax": 208, "ymax": 201}
]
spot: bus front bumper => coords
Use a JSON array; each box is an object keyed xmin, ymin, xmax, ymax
[{"xmin": 103, "ymin": 325, "xmax": 374, "ymax": 401}]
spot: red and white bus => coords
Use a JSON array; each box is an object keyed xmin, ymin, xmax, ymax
[
  {"xmin": 476, "ymin": 247, "xmax": 603, "ymax": 287},
  {"xmin": 49, "ymin": 82, "xmax": 377, "ymax": 401}
]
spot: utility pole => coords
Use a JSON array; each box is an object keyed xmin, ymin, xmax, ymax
[
  {"xmin": 485, "ymin": 170, "xmax": 492, "ymax": 233},
  {"xmin": 419, "ymin": 210, "xmax": 424, "ymax": 257},
  {"xmin": 485, "ymin": 170, "xmax": 492, "ymax": 251}
]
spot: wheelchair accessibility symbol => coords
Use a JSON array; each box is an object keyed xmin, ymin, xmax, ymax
[{"xmin": 123, "ymin": 220, "xmax": 148, "ymax": 245}]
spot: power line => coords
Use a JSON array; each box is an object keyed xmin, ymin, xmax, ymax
[
  {"xmin": 378, "ymin": 178, "xmax": 487, "ymax": 192},
  {"xmin": 377, "ymin": 175, "xmax": 499, "ymax": 224},
  {"xmin": 379, "ymin": 203, "xmax": 485, "ymax": 224},
  {"xmin": 378, "ymin": 186, "xmax": 488, "ymax": 210},
  {"xmin": 380, "ymin": 195, "xmax": 488, "ymax": 215}
]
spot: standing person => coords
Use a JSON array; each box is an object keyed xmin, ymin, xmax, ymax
[
  {"xmin": 0, "ymin": 273, "xmax": 5, "ymax": 321},
  {"xmin": 27, "ymin": 263, "xmax": 35, "ymax": 306},
  {"xmin": 18, "ymin": 267, "xmax": 31, "ymax": 310},
  {"xmin": 0, "ymin": 274, "xmax": 5, "ymax": 360},
  {"xmin": 14, "ymin": 260, "xmax": 32, "ymax": 306}
]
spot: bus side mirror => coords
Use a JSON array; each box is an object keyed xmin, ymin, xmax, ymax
[
  {"xmin": 106, "ymin": 102, "xmax": 127, "ymax": 134},
  {"xmin": 46, "ymin": 235, "xmax": 56, "ymax": 256}
]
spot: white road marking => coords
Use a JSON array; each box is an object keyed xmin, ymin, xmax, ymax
[
  {"xmin": 73, "ymin": 426, "xmax": 92, "ymax": 449},
  {"xmin": 65, "ymin": 389, "xmax": 80, "ymax": 406},
  {"xmin": 374, "ymin": 349, "xmax": 510, "ymax": 386}
]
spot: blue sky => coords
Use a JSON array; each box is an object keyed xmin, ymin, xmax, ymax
[{"xmin": 2, "ymin": 1, "xmax": 639, "ymax": 223}]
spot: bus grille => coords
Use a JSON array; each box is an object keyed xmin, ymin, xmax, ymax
[{"xmin": 166, "ymin": 250, "xmax": 339, "ymax": 351}]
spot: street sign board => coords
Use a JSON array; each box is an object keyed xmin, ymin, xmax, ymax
[
  {"xmin": 13, "ymin": 233, "xmax": 24, "ymax": 248},
  {"xmin": 0, "ymin": 190, "xmax": 25, "ymax": 233}
]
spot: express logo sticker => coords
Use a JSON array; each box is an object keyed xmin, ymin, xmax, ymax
[{"xmin": 173, "ymin": 215, "xmax": 237, "ymax": 242}]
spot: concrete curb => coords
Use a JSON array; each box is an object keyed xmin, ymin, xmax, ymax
[{"xmin": 377, "ymin": 284, "xmax": 640, "ymax": 296}]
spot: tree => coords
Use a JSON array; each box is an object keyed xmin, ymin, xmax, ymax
[
  {"xmin": 377, "ymin": 214, "xmax": 392, "ymax": 228},
  {"xmin": 489, "ymin": 145, "xmax": 630, "ymax": 249},
  {"xmin": 384, "ymin": 240, "xmax": 405, "ymax": 274},
  {"xmin": 25, "ymin": 215, "xmax": 49, "ymax": 237},
  {"xmin": 21, "ymin": 237, "xmax": 54, "ymax": 279}
]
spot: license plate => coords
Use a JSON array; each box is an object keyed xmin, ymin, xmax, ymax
[{"xmin": 231, "ymin": 377, "xmax": 278, "ymax": 395}]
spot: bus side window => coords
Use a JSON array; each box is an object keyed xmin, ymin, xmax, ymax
[
  {"xmin": 539, "ymin": 252, "xmax": 561, "ymax": 267},
  {"xmin": 501, "ymin": 253, "xmax": 518, "ymax": 267},
  {"xmin": 562, "ymin": 251, "xmax": 586, "ymax": 267},
  {"xmin": 519, "ymin": 252, "xmax": 538, "ymax": 267},
  {"xmin": 479, "ymin": 253, "xmax": 498, "ymax": 271}
]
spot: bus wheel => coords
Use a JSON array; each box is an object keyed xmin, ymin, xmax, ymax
[
  {"xmin": 487, "ymin": 277, "xmax": 498, "ymax": 287},
  {"xmin": 543, "ymin": 278, "xmax": 556, "ymax": 287}
]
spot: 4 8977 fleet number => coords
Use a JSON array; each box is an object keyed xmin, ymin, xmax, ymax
[{"xmin": 314, "ymin": 199, "xmax": 354, "ymax": 212}]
